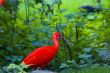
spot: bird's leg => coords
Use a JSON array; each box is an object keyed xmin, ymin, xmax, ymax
[
  {"xmin": 33, "ymin": 66, "xmax": 37, "ymax": 70},
  {"xmin": 40, "ymin": 67, "xmax": 43, "ymax": 70},
  {"xmin": 40, "ymin": 64, "xmax": 47, "ymax": 70},
  {"xmin": 31, "ymin": 65, "xmax": 37, "ymax": 70}
]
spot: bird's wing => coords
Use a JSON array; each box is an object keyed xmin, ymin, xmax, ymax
[{"xmin": 23, "ymin": 46, "xmax": 55, "ymax": 66}]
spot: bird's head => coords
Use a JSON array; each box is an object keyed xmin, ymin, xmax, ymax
[
  {"xmin": 52, "ymin": 32, "xmax": 62, "ymax": 40},
  {"xmin": 0, "ymin": 0, "xmax": 5, "ymax": 6}
]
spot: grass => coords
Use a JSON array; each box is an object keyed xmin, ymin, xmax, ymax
[
  {"xmin": 77, "ymin": 66, "xmax": 110, "ymax": 73},
  {"xmin": 59, "ymin": 65, "xmax": 110, "ymax": 73}
]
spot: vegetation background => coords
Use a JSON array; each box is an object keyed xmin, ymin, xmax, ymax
[{"xmin": 0, "ymin": 0, "xmax": 110, "ymax": 73}]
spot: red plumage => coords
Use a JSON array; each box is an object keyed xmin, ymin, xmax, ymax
[
  {"xmin": 0, "ymin": 0, "xmax": 5, "ymax": 6},
  {"xmin": 22, "ymin": 32, "xmax": 61, "ymax": 69}
]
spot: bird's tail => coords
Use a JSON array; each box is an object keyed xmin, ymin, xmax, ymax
[
  {"xmin": 20, "ymin": 62, "xmax": 36, "ymax": 68},
  {"xmin": 20, "ymin": 62, "xmax": 29, "ymax": 69}
]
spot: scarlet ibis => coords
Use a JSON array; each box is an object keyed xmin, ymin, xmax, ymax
[
  {"xmin": 22, "ymin": 32, "xmax": 61, "ymax": 69},
  {"xmin": 0, "ymin": 0, "xmax": 5, "ymax": 6}
]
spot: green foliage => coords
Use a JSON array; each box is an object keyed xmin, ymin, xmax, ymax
[
  {"xmin": 0, "ymin": 0, "xmax": 110, "ymax": 72},
  {"xmin": 0, "ymin": 63, "xmax": 28, "ymax": 73}
]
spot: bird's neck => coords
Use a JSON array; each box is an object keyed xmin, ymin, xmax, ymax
[{"xmin": 52, "ymin": 38, "xmax": 60, "ymax": 51}]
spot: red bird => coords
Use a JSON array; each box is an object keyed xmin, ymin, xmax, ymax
[
  {"xmin": 0, "ymin": 0, "xmax": 5, "ymax": 6},
  {"xmin": 22, "ymin": 32, "xmax": 61, "ymax": 69}
]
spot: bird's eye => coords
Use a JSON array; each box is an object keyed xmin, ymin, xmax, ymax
[{"xmin": 57, "ymin": 36, "xmax": 60, "ymax": 39}]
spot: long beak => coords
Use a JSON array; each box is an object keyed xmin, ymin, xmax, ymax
[
  {"xmin": 60, "ymin": 34, "xmax": 73, "ymax": 60},
  {"xmin": 60, "ymin": 35, "xmax": 66, "ymax": 42},
  {"xmin": 61, "ymin": 35, "xmax": 74, "ymax": 48}
]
